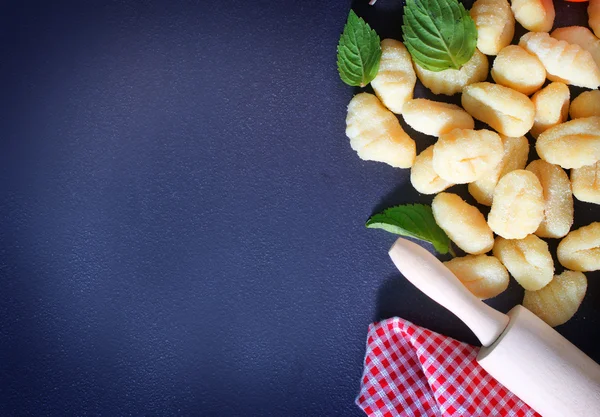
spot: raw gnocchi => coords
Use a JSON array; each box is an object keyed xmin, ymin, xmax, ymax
[
  {"xmin": 402, "ymin": 99, "xmax": 474, "ymax": 137},
  {"xmin": 526, "ymin": 160, "xmax": 573, "ymax": 239},
  {"xmin": 410, "ymin": 146, "xmax": 453, "ymax": 195},
  {"xmin": 551, "ymin": 26, "xmax": 600, "ymax": 70},
  {"xmin": 557, "ymin": 222, "xmax": 600, "ymax": 272},
  {"xmin": 493, "ymin": 234, "xmax": 554, "ymax": 291},
  {"xmin": 488, "ymin": 170, "xmax": 545, "ymax": 239},
  {"xmin": 468, "ymin": 135, "xmax": 529, "ymax": 206},
  {"xmin": 571, "ymin": 161, "xmax": 600, "ymax": 204},
  {"xmin": 432, "ymin": 128, "xmax": 504, "ymax": 184},
  {"xmin": 519, "ymin": 32, "xmax": 600, "ymax": 89},
  {"xmin": 570, "ymin": 90, "xmax": 600, "ymax": 119},
  {"xmin": 461, "ymin": 82, "xmax": 535, "ymax": 138},
  {"xmin": 536, "ymin": 117, "xmax": 600, "ymax": 169},
  {"xmin": 511, "ymin": 0, "xmax": 555, "ymax": 32},
  {"xmin": 530, "ymin": 82, "xmax": 570, "ymax": 138},
  {"xmin": 415, "ymin": 49, "xmax": 488, "ymax": 96},
  {"xmin": 432, "ymin": 193, "xmax": 494, "ymax": 255},
  {"xmin": 469, "ymin": 0, "xmax": 515, "ymax": 55},
  {"xmin": 590, "ymin": 0, "xmax": 600, "ymax": 39},
  {"xmin": 345, "ymin": 93, "xmax": 416, "ymax": 168},
  {"xmin": 523, "ymin": 270, "xmax": 587, "ymax": 327},
  {"xmin": 371, "ymin": 39, "xmax": 416, "ymax": 114},
  {"xmin": 491, "ymin": 45, "xmax": 546, "ymax": 96},
  {"xmin": 444, "ymin": 255, "xmax": 509, "ymax": 299}
]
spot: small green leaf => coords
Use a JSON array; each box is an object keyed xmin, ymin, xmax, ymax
[
  {"xmin": 337, "ymin": 10, "xmax": 382, "ymax": 87},
  {"xmin": 366, "ymin": 204, "xmax": 453, "ymax": 255},
  {"xmin": 402, "ymin": 0, "xmax": 477, "ymax": 72}
]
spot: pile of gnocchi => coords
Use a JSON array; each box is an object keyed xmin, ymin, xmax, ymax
[{"xmin": 346, "ymin": 0, "xmax": 600, "ymax": 327}]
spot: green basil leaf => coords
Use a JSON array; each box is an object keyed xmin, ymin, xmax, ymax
[
  {"xmin": 337, "ymin": 10, "xmax": 381, "ymax": 87},
  {"xmin": 402, "ymin": 0, "xmax": 477, "ymax": 72},
  {"xmin": 366, "ymin": 204, "xmax": 453, "ymax": 255}
]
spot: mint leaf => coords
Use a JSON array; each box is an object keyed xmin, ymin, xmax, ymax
[
  {"xmin": 366, "ymin": 204, "xmax": 453, "ymax": 255},
  {"xmin": 402, "ymin": 0, "xmax": 477, "ymax": 72},
  {"xmin": 337, "ymin": 10, "xmax": 381, "ymax": 87}
]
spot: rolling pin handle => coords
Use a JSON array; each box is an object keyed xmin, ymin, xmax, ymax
[{"xmin": 389, "ymin": 238, "xmax": 509, "ymax": 347}]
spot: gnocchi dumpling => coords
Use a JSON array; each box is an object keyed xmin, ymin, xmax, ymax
[
  {"xmin": 410, "ymin": 146, "xmax": 453, "ymax": 195},
  {"xmin": 511, "ymin": 0, "xmax": 554, "ymax": 32},
  {"xmin": 551, "ymin": 26, "xmax": 600, "ymax": 70},
  {"xmin": 557, "ymin": 222, "xmax": 600, "ymax": 272},
  {"xmin": 526, "ymin": 160, "xmax": 574, "ymax": 239},
  {"xmin": 346, "ymin": 93, "xmax": 416, "ymax": 168},
  {"xmin": 415, "ymin": 49, "xmax": 488, "ymax": 96},
  {"xmin": 444, "ymin": 255, "xmax": 509, "ymax": 299},
  {"xmin": 402, "ymin": 99, "xmax": 474, "ymax": 136},
  {"xmin": 519, "ymin": 32, "xmax": 600, "ymax": 89},
  {"xmin": 432, "ymin": 128, "xmax": 504, "ymax": 184},
  {"xmin": 491, "ymin": 45, "xmax": 546, "ymax": 95},
  {"xmin": 571, "ymin": 161, "xmax": 600, "ymax": 204},
  {"xmin": 590, "ymin": 0, "xmax": 600, "ymax": 39},
  {"xmin": 488, "ymin": 170, "xmax": 545, "ymax": 239},
  {"xmin": 432, "ymin": 193, "xmax": 494, "ymax": 255},
  {"xmin": 468, "ymin": 135, "xmax": 529, "ymax": 206},
  {"xmin": 461, "ymin": 82, "xmax": 535, "ymax": 137},
  {"xmin": 570, "ymin": 90, "xmax": 600, "ymax": 119},
  {"xmin": 523, "ymin": 270, "xmax": 587, "ymax": 327},
  {"xmin": 536, "ymin": 117, "xmax": 600, "ymax": 169},
  {"xmin": 530, "ymin": 82, "xmax": 570, "ymax": 138},
  {"xmin": 493, "ymin": 235, "xmax": 554, "ymax": 291},
  {"xmin": 371, "ymin": 39, "xmax": 417, "ymax": 114},
  {"xmin": 470, "ymin": 0, "xmax": 515, "ymax": 55}
]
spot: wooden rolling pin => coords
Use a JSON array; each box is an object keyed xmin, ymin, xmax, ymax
[{"xmin": 389, "ymin": 238, "xmax": 600, "ymax": 417}]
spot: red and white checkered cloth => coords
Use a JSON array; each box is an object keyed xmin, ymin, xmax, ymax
[{"xmin": 356, "ymin": 317, "xmax": 540, "ymax": 417}]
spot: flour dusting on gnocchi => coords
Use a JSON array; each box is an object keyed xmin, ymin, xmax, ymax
[
  {"xmin": 345, "ymin": 93, "xmax": 416, "ymax": 168},
  {"xmin": 468, "ymin": 135, "xmax": 529, "ymax": 206},
  {"xmin": 337, "ymin": 1, "xmax": 600, "ymax": 325}
]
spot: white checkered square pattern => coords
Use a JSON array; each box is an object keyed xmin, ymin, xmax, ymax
[{"xmin": 356, "ymin": 318, "xmax": 540, "ymax": 417}]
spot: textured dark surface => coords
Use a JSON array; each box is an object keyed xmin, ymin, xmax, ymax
[{"xmin": 0, "ymin": 0, "xmax": 598, "ymax": 416}]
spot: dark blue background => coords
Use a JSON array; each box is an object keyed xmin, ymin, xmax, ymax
[{"xmin": 0, "ymin": 0, "xmax": 598, "ymax": 416}]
